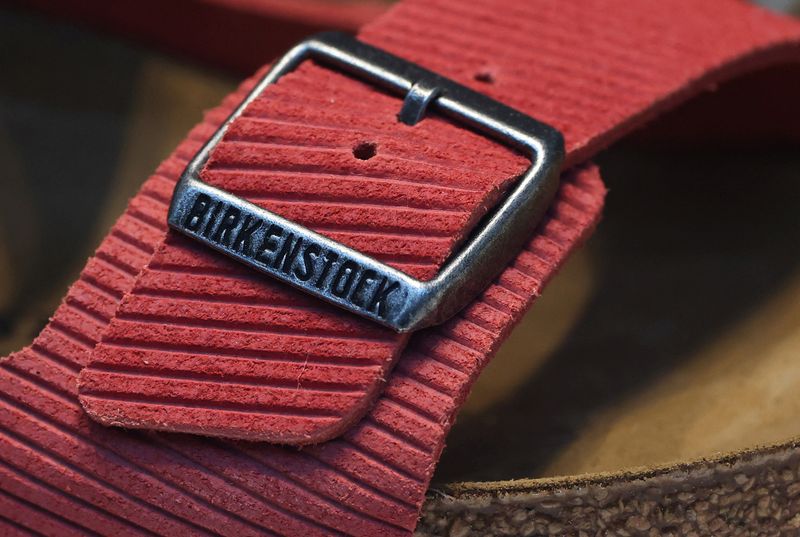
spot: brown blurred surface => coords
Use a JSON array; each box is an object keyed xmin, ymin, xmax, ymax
[
  {"xmin": 1, "ymin": 2, "xmax": 800, "ymax": 486},
  {"xmin": 439, "ymin": 142, "xmax": 800, "ymax": 483}
]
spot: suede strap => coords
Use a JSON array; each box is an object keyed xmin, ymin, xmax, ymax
[{"xmin": 13, "ymin": 0, "xmax": 384, "ymax": 72}]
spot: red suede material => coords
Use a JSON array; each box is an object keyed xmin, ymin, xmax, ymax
[
  {"xmin": 78, "ymin": 65, "xmax": 533, "ymax": 443},
  {"xmin": 2, "ymin": 0, "xmax": 800, "ymax": 535},
  {"xmin": 13, "ymin": 0, "xmax": 385, "ymax": 73}
]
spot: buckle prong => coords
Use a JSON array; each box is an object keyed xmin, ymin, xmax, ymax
[
  {"xmin": 398, "ymin": 80, "xmax": 441, "ymax": 125},
  {"xmin": 168, "ymin": 32, "xmax": 564, "ymax": 332}
]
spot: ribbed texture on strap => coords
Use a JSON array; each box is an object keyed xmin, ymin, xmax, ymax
[
  {"xmin": 78, "ymin": 57, "xmax": 536, "ymax": 442},
  {"xmin": 2, "ymin": 0, "xmax": 800, "ymax": 535},
  {"xmin": 77, "ymin": 73, "xmax": 538, "ymax": 442}
]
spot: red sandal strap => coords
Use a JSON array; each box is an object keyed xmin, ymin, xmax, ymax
[
  {"xmin": 15, "ymin": 0, "xmax": 386, "ymax": 72},
  {"xmin": 3, "ymin": 1, "xmax": 800, "ymax": 535}
]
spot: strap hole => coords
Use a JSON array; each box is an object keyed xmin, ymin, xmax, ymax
[
  {"xmin": 352, "ymin": 142, "xmax": 377, "ymax": 160},
  {"xmin": 474, "ymin": 70, "xmax": 496, "ymax": 84}
]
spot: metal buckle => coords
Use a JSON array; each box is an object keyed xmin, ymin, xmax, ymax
[{"xmin": 168, "ymin": 32, "xmax": 564, "ymax": 332}]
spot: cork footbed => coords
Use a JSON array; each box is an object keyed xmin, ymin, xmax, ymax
[
  {"xmin": 2, "ymin": 10, "xmax": 800, "ymax": 534},
  {"xmin": 438, "ymin": 143, "xmax": 800, "ymax": 483}
]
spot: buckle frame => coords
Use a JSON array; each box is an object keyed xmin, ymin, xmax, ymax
[{"xmin": 168, "ymin": 32, "xmax": 564, "ymax": 333}]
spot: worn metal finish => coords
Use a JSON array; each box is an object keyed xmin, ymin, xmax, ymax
[{"xmin": 168, "ymin": 32, "xmax": 564, "ymax": 332}]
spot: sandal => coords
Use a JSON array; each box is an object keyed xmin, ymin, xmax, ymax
[{"xmin": 2, "ymin": 0, "xmax": 800, "ymax": 535}]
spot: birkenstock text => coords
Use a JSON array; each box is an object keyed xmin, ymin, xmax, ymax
[{"xmin": 173, "ymin": 191, "xmax": 406, "ymax": 322}]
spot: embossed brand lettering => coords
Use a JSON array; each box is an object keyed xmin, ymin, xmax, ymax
[
  {"xmin": 232, "ymin": 215, "xmax": 261, "ymax": 255},
  {"xmin": 181, "ymin": 193, "xmax": 403, "ymax": 319},
  {"xmin": 183, "ymin": 193, "xmax": 212, "ymax": 231}
]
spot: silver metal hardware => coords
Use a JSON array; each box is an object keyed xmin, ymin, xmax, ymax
[{"xmin": 168, "ymin": 32, "xmax": 564, "ymax": 332}]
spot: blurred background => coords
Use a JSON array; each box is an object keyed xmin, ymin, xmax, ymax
[{"xmin": 0, "ymin": 0, "xmax": 799, "ymax": 483}]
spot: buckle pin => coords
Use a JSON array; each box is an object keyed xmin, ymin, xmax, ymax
[{"xmin": 398, "ymin": 79, "xmax": 441, "ymax": 125}]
